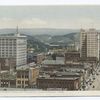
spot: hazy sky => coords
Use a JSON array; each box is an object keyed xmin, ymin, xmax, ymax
[{"xmin": 0, "ymin": 6, "xmax": 100, "ymax": 29}]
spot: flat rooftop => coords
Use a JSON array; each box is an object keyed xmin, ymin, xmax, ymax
[
  {"xmin": 0, "ymin": 33, "xmax": 26, "ymax": 38},
  {"xmin": 38, "ymin": 77, "xmax": 79, "ymax": 80},
  {"xmin": 39, "ymin": 71, "xmax": 81, "ymax": 80},
  {"xmin": 0, "ymin": 72, "xmax": 16, "ymax": 80},
  {"xmin": 55, "ymin": 72, "xmax": 80, "ymax": 76},
  {"xmin": 16, "ymin": 62, "xmax": 38, "ymax": 70},
  {"xmin": 42, "ymin": 60, "xmax": 65, "ymax": 65}
]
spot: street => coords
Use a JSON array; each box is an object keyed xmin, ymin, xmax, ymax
[{"xmin": 85, "ymin": 64, "xmax": 100, "ymax": 90}]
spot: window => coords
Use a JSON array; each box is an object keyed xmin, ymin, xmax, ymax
[
  {"xmin": 25, "ymin": 81, "xmax": 28, "ymax": 84},
  {"xmin": 17, "ymin": 74, "xmax": 21, "ymax": 78},
  {"xmin": 18, "ymin": 81, "xmax": 21, "ymax": 84},
  {"xmin": 22, "ymin": 75, "xmax": 24, "ymax": 78},
  {"xmin": 25, "ymin": 75, "xmax": 28, "ymax": 78},
  {"xmin": 22, "ymin": 81, "xmax": 24, "ymax": 84}
]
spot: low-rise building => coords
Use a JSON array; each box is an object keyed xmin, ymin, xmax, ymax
[
  {"xmin": 37, "ymin": 72, "xmax": 81, "ymax": 90},
  {"xmin": 0, "ymin": 72, "xmax": 16, "ymax": 88},
  {"xmin": 16, "ymin": 63, "xmax": 39, "ymax": 88},
  {"xmin": 41, "ymin": 60, "xmax": 65, "ymax": 72},
  {"xmin": 41, "ymin": 59, "xmax": 84, "ymax": 73}
]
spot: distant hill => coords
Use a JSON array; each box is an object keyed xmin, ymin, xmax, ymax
[
  {"xmin": 34, "ymin": 32, "xmax": 80, "ymax": 46},
  {"xmin": 34, "ymin": 34, "xmax": 52, "ymax": 43},
  {"xmin": 26, "ymin": 34, "xmax": 49, "ymax": 52},
  {"xmin": 0, "ymin": 33, "xmax": 49, "ymax": 53},
  {"xmin": 0, "ymin": 28, "xmax": 80, "ymax": 52},
  {"xmin": 0, "ymin": 28, "xmax": 79, "ymax": 36}
]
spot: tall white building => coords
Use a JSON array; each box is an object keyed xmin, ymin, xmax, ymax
[
  {"xmin": 0, "ymin": 29, "xmax": 27, "ymax": 70},
  {"xmin": 80, "ymin": 29, "xmax": 87, "ymax": 58},
  {"xmin": 87, "ymin": 29, "xmax": 99, "ymax": 60},
  {"xmin": 80, "ymin": 28, "xmax": 99, "ymax": 61}
]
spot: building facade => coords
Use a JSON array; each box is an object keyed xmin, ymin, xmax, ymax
[
  {"xmin": 37, "ymin": 72, "xmax": 81, "ymax": 90},
  {"xmin": 0, "ymin": 32, "xmax": 27, "ymax": 70},
  {"xmin": 87, "ymin": 29, "xmax": 99, "ymax": 60},
  {"xmin": 16, "ymin": 63, "xmax": 39, "ymax": 88},
  {"xmin": 80, "ymin": 29, "xmax": 87, "ymax": 59},
  {"xmin": 80, "ymin": 28, "xmax": 99, "ymax": 61},
  {"xmin": 0, "ymin": 72, "xmax": 16, "ymax": 88}
]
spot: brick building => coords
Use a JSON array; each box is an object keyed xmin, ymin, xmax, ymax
[{"xmin": 37, "ymin": 72, "xmax": 81, "ymax": 90}]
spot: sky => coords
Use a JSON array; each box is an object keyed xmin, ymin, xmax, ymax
[{"xmin": 0, "ymin": 6, "xmax": 100, "ymax": 29}]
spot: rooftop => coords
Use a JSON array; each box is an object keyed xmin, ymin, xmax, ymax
[
  {"xmin": 0, "ymin": 33, "xmax": 26, "ymax": 38},
  {"xmin": 16, "ymin": 62, "xmax": 37, "ymax": 70},
  {"xmin": 62, "ymin": 68, "xmax": 84, "ymax": 72},
  {"xmin": 0, "ymin": 72, "xmax": 16, "ymax": 80},
  {"xmin": 53, "ymin": 71, "xmax": 80, "ymax": 76},
  {"xmin": 38, "ymin": 77, "xmax": 79, "ymax": 80},
  {"xmin": 42, "ymin": 60, "xmax": 65, "ymax": 65},
  {"xmin": 40, "ymin": 71, "xmax": 81, "ymax": 79},
  {"xmin": 65, "ymin": 51, "xmax": 80, "ymax": 54}
]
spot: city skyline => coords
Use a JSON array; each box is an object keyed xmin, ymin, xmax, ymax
[
  {"xmin": 0, "ymin": 6, "xmax": 100, "ymax": 29},
  {"xmin": 0, "ymin": 3, "xmax": 100, "ymax": 95}
]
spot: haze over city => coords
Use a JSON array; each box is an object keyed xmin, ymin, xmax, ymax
[{"xmin": 0, "ymin": 6, "xmax": 100, "ymax": 29}]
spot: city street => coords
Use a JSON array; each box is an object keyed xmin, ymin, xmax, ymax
[{"xmin": 86, "ymin": 65, "xmax": 100, "ymax": 90}]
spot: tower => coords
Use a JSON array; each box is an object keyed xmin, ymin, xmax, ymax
[
  {"xmin": 87, "ymin": 28, "xmax": 99, "ymax": 60},
  {"xmin": 80, "ymin": 28, "xmax": 99, "ymax": 61},
  {"xmin": 0, "ymin": 27, "xmax": 27, "ymax": 70},
  {"xmin": 80, "ymin": 29, "xmax": 87, "ymax": 59}
]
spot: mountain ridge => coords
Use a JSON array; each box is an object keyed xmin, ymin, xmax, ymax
[
  {"xmin": 0, "ymin": 28, "xmax": 79, "ymax": 36},
  {"xmin": 0, "ymin": 29, "xmax": 80, "ymax": 52}
]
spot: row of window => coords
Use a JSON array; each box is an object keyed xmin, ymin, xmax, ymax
[
  {"xmin": 0, "ymin": 48, "xmax": 16, "ymax": 50},
  {"xmin": 17, "ymin": 75, "xmax": 29, "ymax": 78},
  {"xmin": 39, "ymin": 83, "xmax": 74, "ymax": 89},
  {"xmin": 17, "ymin": 81, "xmax": 29, "ymax": 84},
  {"xmin": 0, "ymin": 55, "xmax": 16, "ymax": 57},
  {"xmin": 39, "ymin": 80, "xmax": 74, "ymax": 84},
  {"xmin": 0, "ymin": 41, "xmax": 16, "ymax": 43},
  {"xmin": 0, "ymin": 52, "xmax": 16, "ymax": 54}
]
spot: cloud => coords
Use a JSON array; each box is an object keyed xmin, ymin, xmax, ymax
[
  {"xmin": 47, "ymin": 17, "xmax": 100, "ymax": 29},
  {"xmin": 0, "ymin": 18, "xmax": 48, "ymax": 28},
  {"xmin": 0, "ymin": 17, "xmax": 100, "ymax": 29}
]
